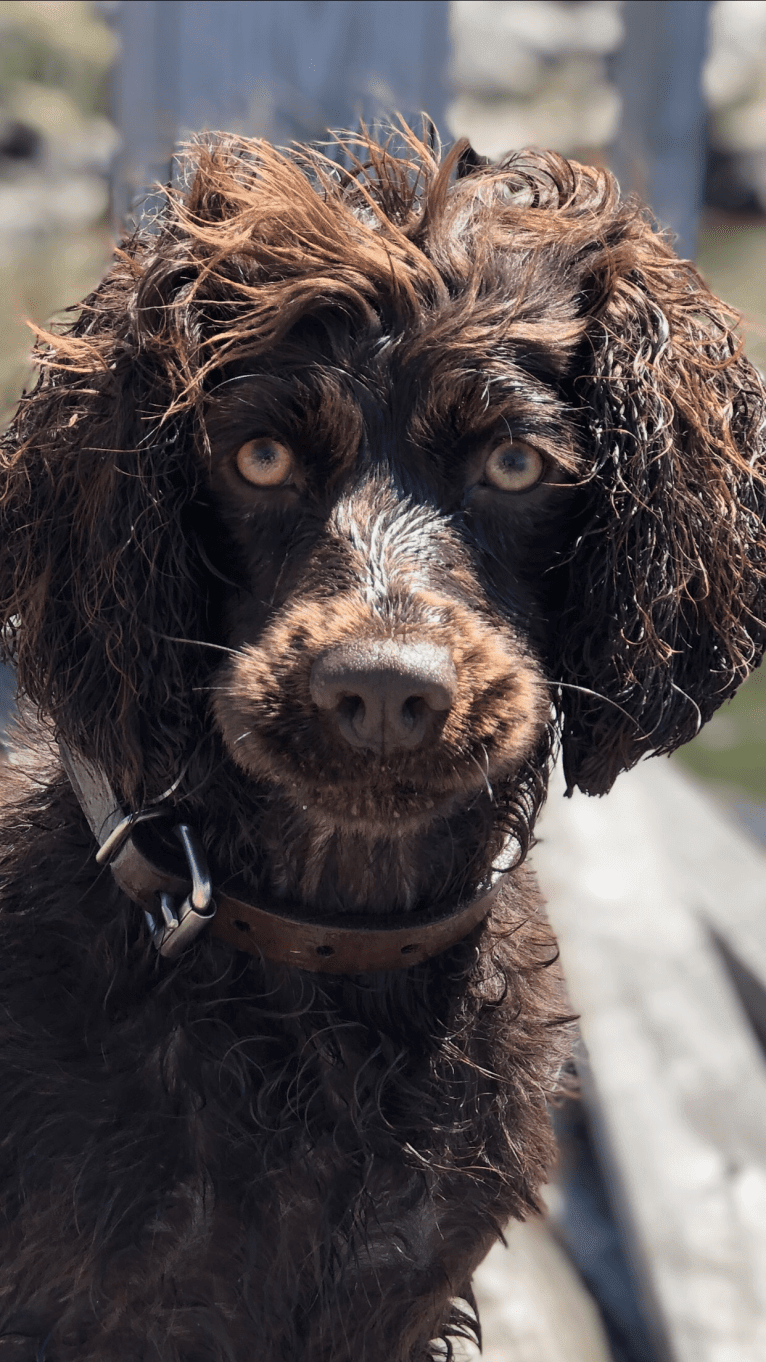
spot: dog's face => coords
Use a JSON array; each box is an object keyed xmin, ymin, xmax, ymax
[
  {"xmin": 2, "ymin": 131, "xmax": 765, "ymax": 910},
  {"xmin": 205, "ymin": 321, "xmax": 577, "ymax": 856}
]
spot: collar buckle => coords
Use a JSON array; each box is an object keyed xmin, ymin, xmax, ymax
[
  {"xmin": 59, "ymin": 739, "xmax": 507, "ymax": 973},
  {"xmin": 144, "ymin": 824, "xmax": 216, "ymax": 958}
]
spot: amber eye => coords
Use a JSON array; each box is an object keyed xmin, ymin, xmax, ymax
[
  {"xmin": 235, "ymin": 438, "xmax": 295, "ymax": 487},
  {"xmin": 482, "ymin": 441, "xmax": 545, "ymax": 493}
]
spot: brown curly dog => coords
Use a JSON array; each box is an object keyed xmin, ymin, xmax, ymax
[{"xmin": 0, "ymin": 128, "xmax": 764, "ymax": 1361}]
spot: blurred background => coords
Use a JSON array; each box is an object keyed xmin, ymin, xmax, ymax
[{"xmin": 1, "ymin": 5, "xmax": 766, "ymax": 1360}]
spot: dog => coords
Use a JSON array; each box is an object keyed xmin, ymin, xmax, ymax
[{"xmin": 0, "ymin": 128, "xmax": 764, "ymax": 1361}]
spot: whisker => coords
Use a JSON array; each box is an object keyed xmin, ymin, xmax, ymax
[
  {"xmin": 468, "ymin": 747, "xmax": 493, "ymax": 802},
  {"xmin": 548, "ymin": 678, "xmax": 642, "ymax": 727},
  {"xmin": 154, "ymin": 634, "xmax": 240, "ymax": 658}
]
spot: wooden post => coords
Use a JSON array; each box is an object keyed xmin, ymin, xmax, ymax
[
  {"xmin": 611, "ymin": 0, "xmax": 711, "ymax": 258},
  {"xmin": 113, "ymin": 0, "xmax": 451, "ymax": 223}
]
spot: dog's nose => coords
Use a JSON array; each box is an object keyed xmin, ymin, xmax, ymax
[{"xmin": 310, "ymin": 640, "xmax": 457, "ymax": 754}]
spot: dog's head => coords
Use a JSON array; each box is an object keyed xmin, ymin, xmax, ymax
[{"xmin": 1, "ymin": 130, "xmax": 765, "ymax": 902}]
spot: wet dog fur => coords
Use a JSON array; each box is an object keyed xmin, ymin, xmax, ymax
[{"xmin": 0, "ymin": 128, "xmax": 765, "ymax": 1360}]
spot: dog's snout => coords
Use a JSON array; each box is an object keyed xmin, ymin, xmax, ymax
[{"xmin": 310, "ymin": 640, "xmax": 457, "ymax": 753}]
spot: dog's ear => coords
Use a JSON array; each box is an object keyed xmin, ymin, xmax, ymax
[
  {"xmin": 0, "ymin": 260, "xmax": 211, "ymax": 805},
  {"xmin": 552, "ymin": 207, "xmax": 766, "ymax": 795}
]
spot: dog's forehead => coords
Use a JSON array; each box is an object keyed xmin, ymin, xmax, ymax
[{"xmin": 208, "ymin": 321, "xmax": 572, "ymax": 436}]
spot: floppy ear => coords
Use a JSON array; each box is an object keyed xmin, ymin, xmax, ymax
[
  {"xmin": 552, "ymin": 209, "xmax": 766, "ymax": 795},
  {"xmin": 0, "ymin": 256, "xmax": 213, "ymax": 806}
]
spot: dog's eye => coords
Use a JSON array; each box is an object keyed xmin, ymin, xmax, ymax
[
  {"xmin": 236, "ymin": 438, "xmax": 295, "ymax": 487},
  {"xmin": 483, "ymin": 442, "xmax": 545, "ymax": 493}
]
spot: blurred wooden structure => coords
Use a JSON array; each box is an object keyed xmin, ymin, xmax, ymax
[
  {"xmin": 113, "ymin": 1, "xmax": 712, "ymax": 255},
  {"xmin": 113, "ymin": 0, "xmax": 450, "ymax": 224},
  {"xmin": 610, "ymin": 1, "xmax": 711, "ymax": 258},
  {"xmin": 469, "ymin": 1218, "xmax": 614, "ymax": 1362},
  {"xmin": 517, "ymin": 760, "xmax": 766, "ymax": 1362}
]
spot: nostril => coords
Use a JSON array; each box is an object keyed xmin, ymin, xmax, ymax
[
  {"xmin": 337, "ymin": 693, "xmax": 365, "ymax": 725},
  {"xmin": 310, "ymin": 640, "xmax": 458, "ymax": 753},
  {"xmin": 402, "ymin": 695, "xmax": 427, "ymax": 729},
  {"xmin": 335, "ymin": 696, "xmax": 376, "ymax": 751}
]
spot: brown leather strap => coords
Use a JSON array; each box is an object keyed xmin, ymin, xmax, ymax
[
  {"xmin": 59, "ymin": 743, "xmax": 505, "ymax": 973},
  {"xmin": 207, "ymin": 875, "xmax": 503, "ymax": 970}
]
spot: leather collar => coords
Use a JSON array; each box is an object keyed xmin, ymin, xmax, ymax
[{"xmin": 60, "ymin": 742, "xmax": 508, "ymax": 973}]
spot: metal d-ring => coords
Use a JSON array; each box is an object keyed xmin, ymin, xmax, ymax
[
  {"xmin": 144, "ymin": 824, "xmax": 216, "ymax": 959},
  {"xmin": 94, "ymin": 763, "xmax": 192, "ymax": 869},
  {"xmin": 95, "ymin": 806, "xmax": 167, "ymax": 867}
]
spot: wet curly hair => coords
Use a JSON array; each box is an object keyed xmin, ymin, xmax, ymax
[
  {"xmin": 2, "ymin": 128, "xmax": 764, "ymax": 800},
  {"xmin": 0, "ymin": 127, "xmax": 765, "ymax": 1361}
]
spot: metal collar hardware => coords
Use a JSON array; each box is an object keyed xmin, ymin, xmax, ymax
[
  {"xmin": 95, "ymin": 806, "xmax": 167, "ymax": 867},
  {"xmin": 59, "ymin": 741, "xmax": 508, "ymax": 974},
  {"xmin": 145, "ymin": 824, "xmax": 216, "ymax": 958},
  {"xmin": 94, "ymin": 803, "xmax": 215, "ymax": 958}
]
